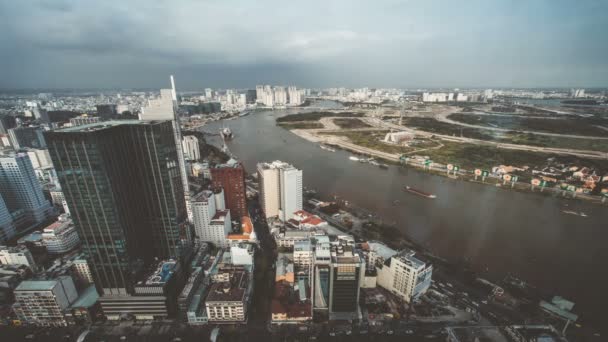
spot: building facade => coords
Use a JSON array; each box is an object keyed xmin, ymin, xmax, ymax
[
  {"xmin": 257, "ymin": 161, "xmax": 302, "ymax": 221},
  {"xmin": 210, "ymin": 160, "xmax": 247, "ymax": 219},
  {"xmin": 182, "ymin": 135, "xmax": 200, "ymax": 161},
  {"xmin": 377, "ymin": 250, "xmax": 433, "ymax": 303},
  {"xmin": 0, "ymin": 153, "xmax": 54, "ymax": 227},
  {"xmin": 13, "ymin": 276, "xmax": 78, "ymax": 326},
  {"xmin": 8, "ymin": 126, "xmax": 46, "ymax": 150},
  {"xmin": 41, "ymin": 215, "xmax": 80, "ymax": 254},
  {"xmin": 0, "ymin": 245, "xmax": 37, "ymax": 270},
  {"xmin": 45, "ymin": 120, "xmax": 189, "ymax": 298}
]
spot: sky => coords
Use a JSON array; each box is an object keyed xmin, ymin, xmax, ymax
[{"xmin": 1, "ymin": 0, "xmax": 607, "ymax": 90}]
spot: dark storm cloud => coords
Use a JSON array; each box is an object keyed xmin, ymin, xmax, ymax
[{"xmin": 1, "ymin": 0, "xmax": 607, "ymax": 89}]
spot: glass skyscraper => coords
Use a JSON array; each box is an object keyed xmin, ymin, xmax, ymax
[{"xmin": 45, "ymin": 120, "xmax": 189, "ymax": 296}]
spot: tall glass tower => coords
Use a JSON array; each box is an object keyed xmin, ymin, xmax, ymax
[{"xmin": 45, "ymin": 120, "xmax": 188, "ymax": 296}]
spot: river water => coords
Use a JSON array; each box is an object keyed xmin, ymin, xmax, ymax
[{"xmin": 200, "ymin": 100, "xmax": 608, "ymax": 328}]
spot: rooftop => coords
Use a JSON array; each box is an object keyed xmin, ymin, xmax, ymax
[
  {"xmin": 211, "ymin": 210, "xmax": 230, "ymax": 222},
  {"xmin": 192, "ymin": 190, "xmax": 214, "ymax": 202},
  {"xmin": 206, "ymin": 270, "xmax": 249, "ymax": 303},
  {"xmin": 15, "ymin": 280, "xmax": 57, "ymax": 291},
  {"xmin": 69, "ymin": 285, "xmax": 99, "ymax": 308},
  {"xmin": 53, "ymin": 120, "xmax": 161, "ymax": 133},
  {"xmin": 138, "ymin": 260, "xmax": 177, "ymax": 286}
]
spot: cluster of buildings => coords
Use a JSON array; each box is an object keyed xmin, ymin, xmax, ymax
[
  {"xmin": 256, "ymin": 85, "xmax": 306, "ymax": 107},
  {"xmin": 421, "ymin": 91, "xmax": 492, "ymax": 103}
]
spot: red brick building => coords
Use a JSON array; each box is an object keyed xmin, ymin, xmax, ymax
[{"xmin": 210, "ymin": 160, "xmax": 247, "ymax": 219}]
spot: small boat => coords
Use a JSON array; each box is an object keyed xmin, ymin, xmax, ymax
[
  {"xmin": 378, "ymin": 163, "xmax": 389, "ymax": 169},
  {"xmin": 220, "ymin": 126, "xmax": 233, "ymax": 139},
  {"xmin": 320, "ymin": 144, "xmax": 336, "ymax": 152},
  {"xmin": 349, "ymin": 156, "xmax": 359, "ymax": 161},
  {"xmin": 403, "ymin": 186, "xmax": 436, "ymax": 199},
  {"xmin": 239, "ymin": 111, "xmax": 251, "ymax": 117},
  {"xmin": 562, "ymin": 210, "xmax": 588, "ymax": 217}
]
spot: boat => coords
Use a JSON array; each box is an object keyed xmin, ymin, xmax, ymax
[
  {"xmin": 562, "ymin": 210, "xmax": 588, "ymax": 217},
  {"xmin": 221, "ymin": 127, "xmax": 233, "ymax": 139},
  {"xmin": 239, "ymin": 111, "xmax": 251, "ymax": 117},
  {"xmin": 378, "ymin": 163, "xmax": 389, "ymax": 169},
  {"xmin": 403, "ymin": 186, "xmax": 436, "ymax": 199},
  {"xmin": 349, "ymin": 156, "xmax": 359, "ymax": 161},
  {"xmin": 320, "ymin": 144, "xmax": 336, "ymax": 152}
]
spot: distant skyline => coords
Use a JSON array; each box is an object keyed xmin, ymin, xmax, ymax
[{"xmin": 1, "ymin": 0, "xmax": 607, "ymax": 90}]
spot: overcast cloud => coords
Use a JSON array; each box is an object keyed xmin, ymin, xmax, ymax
[{"xmin": 1, "ymin": 0, "xmax": 607, "ymax": 89}]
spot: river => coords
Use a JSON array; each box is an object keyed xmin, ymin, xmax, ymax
[{"xmin": 200, "ymin": 100, "xmax": 608, "ymax": 330}]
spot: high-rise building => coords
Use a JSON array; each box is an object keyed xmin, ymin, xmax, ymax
[
  {"xmin": 182, "ymin": 135, "xmax": 200, "ymax": 161},
  {"xmin": 210, "ymin": 159, "xmax": 247, "ymax": 220},
  {"xmin": 257, "ymin": 161, "xmax": 302, "ymax": 221},
  {"xmin": 207, "ymin": 209, "xmax": 231, "ymax": 248},
  {"xmin": 256, "ymin": 85, "xmax": 264, "ymax": 103},
  {"xmin": 274, "ymin": 86, "xmax": 287, "ymax": 105},
  {"xmin": 45, "ymin": 120, "xmax": 189, "ymax": 297},
  {"xmin": 312, "ymin": 236, "xmax": 331, "ymax": 310},
  {"xmin": 0, "ymin": 114, "xmax": 17, "ymax": 135},
  {"xmin": 205, "ymin": 88, "xmax": 213, "ymax": 100},
  {"xmin": 376, "ymin": 249, "xmax": 433, "ymax": 303},
  {"xmin": 0, "ymin": 195, "xmax": 15, "ymax": 243},
  {"xmin": 8, "ymin": 126, "xmax": 46, "ymax": 150},
  {"xmin": 13, "ymin": 276, "xmax": 78, "ymax": 326},
  {"xmin": 328, "ymin": 242, "xmax": 364, "ymax": 320},
  {"xmin": 0, "ymin": 153, "xmax": 54, "ymax": 227},
  {"xmin": 69, "ymin": 114, "xmax": 101, "ymax": 127},
  {"xmin": 139, "ymin": 77, "xmax": 191, "ymax": 221}
]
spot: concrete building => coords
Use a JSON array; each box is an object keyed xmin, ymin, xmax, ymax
[
  {"xmin": 210, "ymin": 159, "xmax": 247, "ymax": 219},
  {"xmin": 205, "ymin": 267, "xmax": 252, "ymax": 323},
  {"xmin": 0, "ymin": 245, "xmax": 37, "ymax": 270},
  {"xmin": 207, "ymin": 210, "xmax": 231, "ymax": 248},
  {"xmin": 12, "ymin": 276, "xmax": 78, "ymax": 326},
  {"xmin": 257, "ymin": 161, "xmax": 302, "ymax": 221},
  {"xmin": 293, "ymin": 240, "xmax": 313, "ymax": 268},
  {"xmin": 182, "ymin": 135, "xmax": 200, "ymax": 161},
  {"xmin": 139, "ymin": 78, "xmax": 191, "ymax": 221},
  {"xmin": 230, "ymin": 243, "xmax": 254, "ymax": 266},
  {"xmin": 0, "ymin": 153, "xmax": 54, "ymax": 227},
  {"xmin": 41, "ymin": 215, "xmax": 80, "ymax": 254},
  {"xmin": 287, "ymin": 86, "xmax": 303, "ymax": 105},
  {"xmin": 8, "ymin": 126, "xmax": 46, "ymax": 150},
  {"xmin": 273, "ymin": 86, "xmax": 287, "ymax": 106},
  {"xmin": 192, "ymin": 190, "xmax": 217, "ymax": 244},
  {"xmin": 312, "ymin": 236, "xmax": 331, "ymax": 310},
  {"xmin": 72, "ymin": 257, "xmax": 94, "ymax": 286},
  {"xmin": 377, "ymin": 249, "xmax": 433, "ymax": 303}
]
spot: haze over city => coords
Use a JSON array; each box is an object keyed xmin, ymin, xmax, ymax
[{"xmin": 1, "ymin": 0, "xmax": 608, "ymax": 89}]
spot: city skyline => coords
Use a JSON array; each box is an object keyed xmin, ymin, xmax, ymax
[{"xmin": 1, "ymin": 1, "xmax": 608, "ymax": 89}]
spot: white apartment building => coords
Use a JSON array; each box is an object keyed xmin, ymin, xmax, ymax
[
  {"xmin": 205, "ymin": 268, "xmax": 251, "ymax": 323},
  {"xmin": 257, "ymin": 161, "xmax": 302, "ymax": 221},
  {"xmin": 208, "ymin": 210, "xmax": 231, "ymax": 248},
  {"xmin": 182, "ymin": 135, "xmax": 200, "ymax": 161},
  {"xmin": 42, "ymin": 215, "xmax": 80, "ymax": 254},
  {"xmin": 192, "ymin": 190, "xmax": 216, "ymax": 242},
  {"xmin": 0, "ymin": 245, "xmax": 37, "ymax": 270},
  {"xmin": 0, "ymin": 153, "xmax": 54, "ymax": 225},
  {"xmin": 377, "ymin": 250, "xmax": 433, "ymax": 303},
  {"xmin": 274, "ymin": 87, "xmax": 287, "ymax": 106},
  {"xmin": 13, "ymin": 276, "xmax": 78, "ymax": 326}
]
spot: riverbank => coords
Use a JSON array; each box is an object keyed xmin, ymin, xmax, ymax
[{"xmin": 288, "ymin": 127, "xmax": 608, "ymax": 205}]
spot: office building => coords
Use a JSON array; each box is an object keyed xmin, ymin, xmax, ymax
[
  {"xmin": 328, "ymin": 241, "xmax": 365, "ymax": 320},
  {"xmin": 294, "ymin": 240, "xmax": 313, "ymax": 268},
  {"xmin": 257, "ymin": 161, "xmax": 302, "ymax": 221},
  {"xmin": 45, "ymin": 120, "xmax": 189, "ymax": 301},
  {"xmin": 41, "ymin": 215, "xmax": 80, "ymax": 254},
  {"xmin": 0, "ymin": 245, "xmax": 37, "ymax": 270},
  {"xmin": 140, "ymin": 77, "xmax": 191, "ymax": 221},
  {"xmin": 12, "ymin": 276, "xmax": 78, "ymax": 326},
  {"xmin": 0, "ymin": 153, "xmax": 54, "ymax": 227},
  {"xmin": 182, "ymin": 135, "xmax": 200, "ymax": 161},
  {"xmin": 210, "ymin": 159, "xmax": 247, "ymax": 219},
  {"xmin": 312, "ymin": 236, "xmax": 331, "ymax": 310},
  {"xmin": 95, "ymin": 104, "xmax": 118, "ymax": 119},
  {"xmin": 377, "ymin": 249, "xmax": 433, "ymax": 303},
  {"xmin": 8, "ymin": 126, "xmax": 46, "ymax": 150}
]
